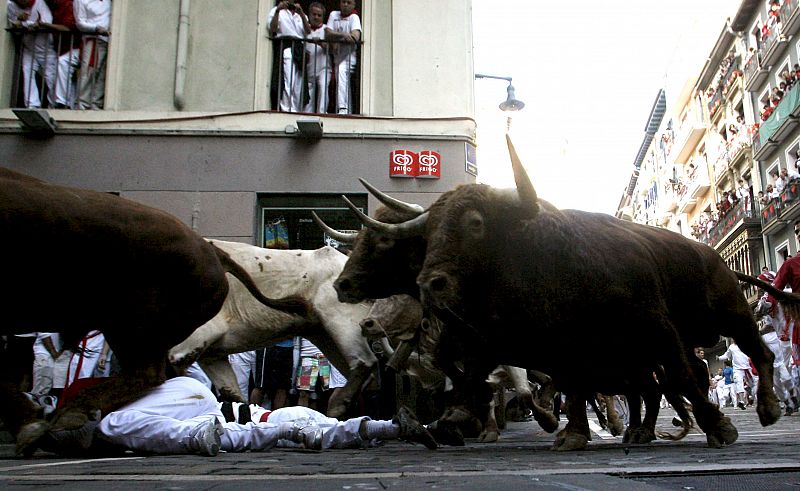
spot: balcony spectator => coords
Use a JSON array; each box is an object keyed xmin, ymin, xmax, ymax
[
  {"xmin": 772, "ymin": 86, "xmax": 784, "ymax": 107},
  {"xmin": 776, "ymin": 169, "xmax": 789, "ymax": 194},
  {"xmin": 267, "ymin": 0, "xmax": 311, "ymax": 112},
  {"xmin": 74, "ymin": 0, "xmax": 111, "ymax": 110},
  {"xmin": 762, "ymin": 102, "xmax": 774, "ymax": 121},
  {"xmin": 767, "ymin": 183, "xmax": 780, "ymax": 200},
  {"xmin": 736, "ymin": 179, "xmax": 751, "ymax": 208},
  {"xmin": 758, "ymin": 190, "xmax": 769, "ymax": 206},
  {"xmin": 794, "ymin": 149, "xmax": 800, "ymax": 173},
  {"xmin": 44, "ymin": 0, "xmax": 80, "ymax": 109},
  {"xmin": 269, "ymin": 0, "xmax": 311, "ymax": 112},
  {"xmin": 303, "ymin": 2, "xmax": 330, "ymax": 114},
  {"xmin": 325, "ymin": 0, "xmax": 361, "ymax": 115},
  {"xmin": 795, "ymin": 63, "xmax": 800, "ymax": 81},
  {"xmin": 769, "ymin": 0, "xmax": 781, "ymax": 28},
  {"xmin": 7, "ymin": 0, "xmax": 57, "ymax": 108},
  {"xmin": 782, "ymin": 69, "xmax": 796, "ymax": 90}
]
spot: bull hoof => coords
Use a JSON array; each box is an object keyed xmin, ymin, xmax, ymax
[
  {"xmin": 427, "ymin": 420, "xmax": 465, "ymax": 446},
  {"xmin": 609, "ymin": 420, "xmax": 625, "ymax": 437},
  {"xmin": 757, "ymin": 397, "xmax": 782, "ymax": 427},
  {"xmin": 49, "ymin": 408, "xmax": 89, "ymax": 432},
  {"xmin": 534, "ymin": 413, "xmax": 559, "ymax": 433},
  {"xmin": 15, "ymin": 421, "xmax": 50, "ymax": 458},
  {"xmin": 552, "ymin": 431, "xmax": 588, "ymax": 451},
  {"xmin": 705, "ymin": 416, "xmax": 738, "ymax": 448},
  {"xmin": 477, "ymin": 429, "xmax": 499, "ymax": 443},
  {"xmin": 622, "ymin": 426, "xmax": 656, "ymax": 444}
]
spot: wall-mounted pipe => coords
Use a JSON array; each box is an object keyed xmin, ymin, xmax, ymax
[{"xmin": 174, "ymin": 0, "xmax": 190, "ymax": 110}]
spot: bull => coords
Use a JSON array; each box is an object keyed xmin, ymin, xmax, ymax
[
  {"xmin": 168, "ymin": 240, "xmax": 378, "ymax": 418},
  {"xmin": 329, "ymin": 179, "xmax": 692, "ymax": 447},
  {"xmin": 0, "ymin": 168, "xmax": 312, "ymax": 456},
  {"xmin": 313, "ymin": 187, "xmax": 561, "ymax": 441},
  {"xmin": 367, "ymin": 135, "xmax": 782, "ymax": 449}
]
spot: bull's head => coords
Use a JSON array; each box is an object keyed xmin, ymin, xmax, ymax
[
  {"xmin": 312, "ymin": 181, "xmax": 430, "ymax": 303},
  {"xmin": 416, "ymin": 134, "xmax": 541, "ymax": 313}
]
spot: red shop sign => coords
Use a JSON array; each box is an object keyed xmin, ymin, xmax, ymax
[
  {"xmin": 417, "ymin": 150, "xmax": 441, "ymax": 179},
  {"xmin": 390, "ymin": 150, "xmax": 418, "ymax": 177}
]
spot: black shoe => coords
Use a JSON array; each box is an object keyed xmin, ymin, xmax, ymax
[
  {"xmin": 737, "ymin": 402, "xmax": 746, "ymax": 410},
  {"xmin": 671, "ymin": 417, "xmax": 682, "ymax": 427},
  {"xmin": 394, "ymin": 406, "xmax": 438, "ymax": 450}
]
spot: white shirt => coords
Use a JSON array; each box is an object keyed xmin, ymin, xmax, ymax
[
  {"xmin": 268, "ymin": 6, "xmax": 305, "ymax": 39},
  {"xmin": 74, "ymin": 0, "xmax": 111, "ymax": 39},
  {"xmin": 305, "ymin": 24, "xmax": 329, "ymax": 74},
  {"xmin": 7, "ymin": 0, "xmax": 53, "ymax": 51},
  {"xmin": 718, "ymin": 343, "xmax": 750, "ymax": 370},
  {"xmin": 326, "ymin": 10, "xmax": 361, "ymax": 62},
  {"xmin": 33, "ymin": 332, "xmax": 60, "ymax": 359}
]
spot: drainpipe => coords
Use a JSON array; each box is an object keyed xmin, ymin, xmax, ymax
[{"xmin": 174, "ymin": 0, "xmax": 190, "ymax": 110}]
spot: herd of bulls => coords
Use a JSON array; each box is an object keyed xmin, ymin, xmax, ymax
[{"xmin": 2, "ymin": 134, "xmax": 800, "ymax": 457}]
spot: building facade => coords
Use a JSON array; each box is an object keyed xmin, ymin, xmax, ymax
[
  {"xmin": 615, "ymin": 0, "xmax": 800, "ymax": 310},
  {"xmin": 0, "ymin": 0, "xmax": 479, "ymax": 248}
]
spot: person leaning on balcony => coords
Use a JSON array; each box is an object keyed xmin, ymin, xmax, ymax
[
  {"xmin": 776, "ymin": 169, "xmax": 789, "ymax": 195},
  {"xmin": 43, "ymin": 0, "xmax": 80, "ymax": 109},
  {"xmin": 7, "ymin": 0, "xmax": 58, "ymax": 109},
  {"xmin": 736, "ymin": 179, "xmax": 751, "ymax": 207},
  {"xmin": 73, "ymin": 0, "xmax": 111, "ymax": 110},
  {"xmin": 762, "ymin": 103, "xmax": 774, "ymax": 122},
  {"xmin": 268, "ymin": 0, "xmax": 311, "ymax": 113},
  {"xmin": 325, "ymin": 0, "xmax": 361, "ymax": 115},
  {"xmin": 772, "ymin": 86, "xmax": 784, "ymax": 107}
]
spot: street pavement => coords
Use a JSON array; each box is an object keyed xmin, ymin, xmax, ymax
[{"xmin": 1, "ymin": 405, "xmax": 799, "ymax": 490}]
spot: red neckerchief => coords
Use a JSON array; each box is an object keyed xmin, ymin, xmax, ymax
[{"xmin": 260, "ymin": 410, "xmax": 272, "ymax": 423}]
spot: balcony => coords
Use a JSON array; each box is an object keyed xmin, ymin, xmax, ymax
[
  {"xmin": 761, "ymin": 24, "xmax": 788, "ymax": 68},
  {"xmin": 781, "ymin": 0, "xmax": 800, "ymax": 39},
  {"xmin": 761, "ymin": 198, "xmax": 781, "ymax": 231},
  {"xmin": 707, "ymin": 90, "xmax": 723, "ymax": 120},
  {"xmin": 757, "ymin": 84, "xmax": 800, "ymax": 159},
  {"xmin": 7, "ymin": 27, "xmax": 100, "ymax": 110},
  {"xmin": 703, "ymin": 197, "xmax": 758, "ymax": 249},
  {"xmin": 779, "ymin": 179, "xmax": 800, "ymax": 223},
  {"xmin": 671, "ymin": 106, "xmax": 707, "ymax": 165},
  {"xmin": 744, "ymin": 50, "xmax": 769, "ymax": 91},
  {"xmin": 270, "ymin": 37, "xmax": 363, "ymax": 114},
  {"xmin": 686, "ymin": 169, "xmax": 711, "ymax": 199}
]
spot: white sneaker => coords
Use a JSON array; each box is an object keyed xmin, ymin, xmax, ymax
[
  {"xmin": 189, "ymin": 417, "xmax": 223, "ymax": 456},
  {"xmin": 283, "ymin": 422, "xmax": 323, "ymax": 451}
]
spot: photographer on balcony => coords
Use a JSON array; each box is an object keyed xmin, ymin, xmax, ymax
[{"xmin": 268, "ymin": 0, "xmax": 311, "ymax": 112}]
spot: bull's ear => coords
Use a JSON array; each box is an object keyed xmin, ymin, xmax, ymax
[{"xmin": 507, "ymin": 133, "xmax": 539, "ymax": 217}]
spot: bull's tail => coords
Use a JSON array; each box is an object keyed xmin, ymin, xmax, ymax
[
  {"xmin": 655, "ymin": 395, "xmax": 693, "ymax": 441},
  {"xmin": 735, "ymin": 271, "xmax": 800, "ymax": 323},
  {"xmin": 211, "ymin": 244, "xmax": 316, "ymax": 319}
]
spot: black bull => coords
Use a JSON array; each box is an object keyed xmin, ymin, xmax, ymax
[
  {"xmin": 0, "ymin": 168, "xmax": 313, "ymax": 456},
  {"xmin": 335, "ymin": 136, "xmax": 792, "ymax": 449}
]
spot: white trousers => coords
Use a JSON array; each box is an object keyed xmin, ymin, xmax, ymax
[
  {"xmin": 229, "ymin": 351, "xmax": 257, "ymax": 401},
  {"xmin": 305, "ymin": 68, "xmax": 331, "ymax": 113},
  {"xmin": 764, "ymin": 332, "xmax": 796, "ymax": 400},
  {"xmin": 334, "ymin": 53, "xmax": 357, "ymax": 114},
  {"xmin": 266, "ymin": 405, "xmax": 368, "ymax": 449},
  {"xmin": 279, "ymin": 47, "xmax": 303, "ymax": 112},
  {"xmin": 97, "ymin": 376, "xmax": 284, "ymax": 454},
  {"xmin": 19, "ymin": 42, "xmax": 57, "ymax": 108},
  {"xmin": 55, "ymin": 48, "xmax": 80, "ymax": 107},
  {"xmin": 31, "ymin": 354, "xmax": 55, "ymax": 397},
  {"xmin": 78, "ymin": 38, "xmax": 108, "ymax": 110}
]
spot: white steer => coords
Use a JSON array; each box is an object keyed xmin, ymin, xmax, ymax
[{"xmin": 169, "ymin": 240, "xmax": 376, "ymax": 418}]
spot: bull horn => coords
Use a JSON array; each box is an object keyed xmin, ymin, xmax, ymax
[
  {"xmin": 506, "ymin": 133, "xmax": 539, "ymax": 215},
  {"xmin": 358, "ymin": 178, "xmax": 425, "ymax": 216},
  {"xmin": 341, "ymin": 195, "xmax": 428, "ymax": 238},
  {"xmin": 310, "ymin": 211, "xmax": 358, "ymax": 244}
]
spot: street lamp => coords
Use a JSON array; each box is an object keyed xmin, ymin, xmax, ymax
[{"xmin": 474, "ymin": 73, "xmax": 525, "ymax": 111}]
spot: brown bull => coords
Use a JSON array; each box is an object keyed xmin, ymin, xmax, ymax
[{"xmin": 0, "ymin": 168, "xmax": 312, "ymax": 456}]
